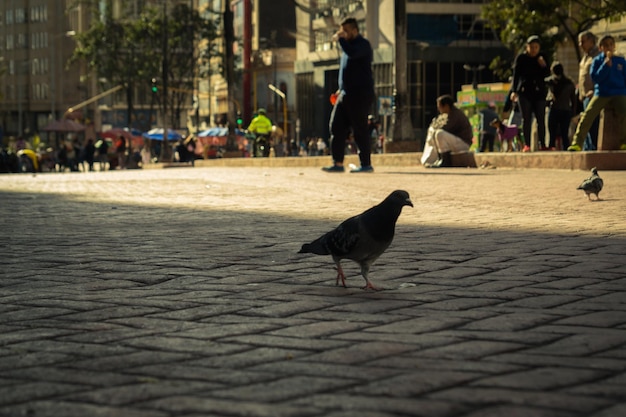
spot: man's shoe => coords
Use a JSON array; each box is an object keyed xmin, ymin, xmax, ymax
[
  {"xmin": 322, "ymin": 165, "xmax": 345, "ymax": 172},
  {"xmin": 350, "ymin": 165, "xmax": 374, "ymax": 173},
  {"xmin": 567, "ymin": 144, "xmax": 581, "ymax": 152},
  {"xmin": 522, "ymin": 145, "xmax": 531, "ymax": 152}
]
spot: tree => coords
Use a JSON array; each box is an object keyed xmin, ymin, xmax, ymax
[
  {"xmin": 392, "ymin": 0, "xmax": 414, "ymax": 142},
  {"xmin": 0, "ymin": 60, "xmax": 5, "ymax": 100},
  {"xmin": 70, "ymin": 3, "xmax": 161, "ymax": 132},
  {"xmin": 70, "ymin": 1, "xmax": 220, "ymax": 160},
  {"xmin": 482, "ymin": 0, "xmax": 626, "ymax": 79},
  {"xmin": 159, "ymin": 4, "xmax": 219, "ymax": 131}
]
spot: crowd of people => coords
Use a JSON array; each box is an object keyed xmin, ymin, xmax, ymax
[
  {"xmin": 475, "ymin": 32, "xmax": 626, "ymax": 154},
  {"xmin": 5, "ymin": 28, "xmax": 623, "ymax": 174}
]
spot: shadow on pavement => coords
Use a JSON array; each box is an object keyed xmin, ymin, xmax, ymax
[{"xmin": 1, "ymin": 189, "xmax": 625, "ymax": 417}]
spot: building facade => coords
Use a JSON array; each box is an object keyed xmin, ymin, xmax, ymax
[
  {"xmin": 0, "ymin": 0, "xmax": 90, "ymax": 139},
  {"xmin": 294, "ymin": 0, "xmax": 508, "ymax": 142}
]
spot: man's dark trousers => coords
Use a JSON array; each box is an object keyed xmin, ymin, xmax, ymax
[{"xmin": 329, "ymin": 92, "xmax": 374, "ymax": 167}]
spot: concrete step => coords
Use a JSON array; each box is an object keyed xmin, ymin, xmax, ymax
[{"xmin": 181, "ymin": 151, "xmax": 626, "ymax": 171}]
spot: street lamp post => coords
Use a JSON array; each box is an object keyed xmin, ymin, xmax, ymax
[
  {"xmin": 463, "ymin": 64, "xmax": 485, "ymax": 90},
  {"xmin": 160, "ymin": 0, "xmax": 172, "ymax": 161},
  {"xmin": 268, "ymin": 83, "xmax": 287, "ymax": 137}
]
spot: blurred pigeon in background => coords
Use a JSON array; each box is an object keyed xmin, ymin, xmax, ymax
[
  {"xmin": 577, "ymin": 167, "xmax": 603, "ymax": 201},
  {"xmin": 298, "ymin": 190, "xmax": 413, "ymax": 290}
]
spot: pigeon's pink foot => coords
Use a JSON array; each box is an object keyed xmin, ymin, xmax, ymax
[
  {"xmin": 362, "ymin": 281, "xmax": 381, "ymax": 291},
  {"xmin": 335, "ymin": 267, "xmax": 347, "ymax": 288}
]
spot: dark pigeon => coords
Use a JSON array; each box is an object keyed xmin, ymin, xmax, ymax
[
  {"xmin": 577, "ymin": 167, "xmax": 603, "ymax": 201},
  {"xmin": 298, "ymin": 190, "xmax": 413, "ymax": 290}
]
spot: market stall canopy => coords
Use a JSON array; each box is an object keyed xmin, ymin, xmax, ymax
[
  {"xmin": 196, "ymin": 127, "xmax": 247, "ymax": 149},
  {"xmin": 41, "ymin": 118, "xmax": 86, "ymax": 133},
  {"xmin": 142, "ymin": 128, "xmax": 183, "ymax": 141}
]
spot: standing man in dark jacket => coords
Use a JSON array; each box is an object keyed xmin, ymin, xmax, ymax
[
  {"xmin": 511, "ymin": 35, "xmax": 551, "ymax": 152},
  {"xmin": 323, "ymin": 17, "xmax": 375, "ymax": 173}
]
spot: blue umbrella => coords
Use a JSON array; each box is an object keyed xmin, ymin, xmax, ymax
[
  {"xmin": 142, "ymin": 128, "xmax": 182, "ymax": 141},
  {"xmin": 198, "ymin": 127, "xmax": 226, "ymax": 137},
  {"xmin": 198, "ymin": 127, "xmax": 246, "ymax": 137}
]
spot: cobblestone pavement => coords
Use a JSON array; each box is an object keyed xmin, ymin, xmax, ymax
[{"xmin": 1, "ymin": 166, "xmax": 625, "ymax": 417}]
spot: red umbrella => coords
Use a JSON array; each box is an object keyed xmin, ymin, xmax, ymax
[
  {"xmin": 41, "ymin": 118, "xmax": 86, "ymax": 133},
  {"xmin": 100, "ymin": 128, "xmax": 144, "ymax": 148}
]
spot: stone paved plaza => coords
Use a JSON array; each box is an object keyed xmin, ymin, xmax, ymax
[{"xmin": 1, "ymin": 165, "xmax": 625, "ymax": 417}]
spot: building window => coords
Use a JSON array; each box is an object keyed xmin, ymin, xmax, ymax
[
  {"xmin": 408, "ymin": 14, "xmax": 496, "ymax": 44},
  {"xmin": 372, "ymin": 62, "xmax": 393, "ymax": 121},
  {"xmin": 30, "ymin": 6, "xmax": 47, "ymax": 23},
  {"xmin": 16, "ymin": 8, "xmax": 25, "ymax": 24},
  {"xmin": 314, "ymin": 30, "xmax": 335, "ymax": 52},
  {"xmin": 295, "ymin": 72, "xmax": 314, "ymax": 137},
  {"xmin": 17, "ymin": 34, "xmax": 27, "ymax": 49},
  {"xmin": 6, "ymin": 34, "xmax": 14, "ymax": 50},
  {"xmin": 6, "ymin": 10, "xmax": 13, "ymax": 25}
]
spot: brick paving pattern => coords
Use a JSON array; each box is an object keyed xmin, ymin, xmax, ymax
[{"xmin": 0, "ymin": 165, "xmax": 625, "ymax": 417}]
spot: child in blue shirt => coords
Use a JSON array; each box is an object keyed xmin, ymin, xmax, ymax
[{"xmin": 569, "ymin": 35, "xmax": 626, "ymax": 151}]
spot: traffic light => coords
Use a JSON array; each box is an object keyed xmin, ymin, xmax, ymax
[
  {"xmin": 151, "ymin": 78, "xmax": 158, "ymax": 93},
  {"xmin": 236, "ymin": 112, "xmax": 243, "ymax": 127}
]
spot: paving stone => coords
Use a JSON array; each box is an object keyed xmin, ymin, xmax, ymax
[
  {"xmin": 248, "ymin": 360, "xmax": 399, "ymax": 381},
  {"xmin": 486, "ymin": 352, "xmax": 626, "ymax": 371},
  {"xmin": 65, "ymin": 351, "xmax": 195, "ymax": 372},
  {"xmin": 143, "ymin": 396, "xmax": 321, "ymax": 417},
  {"xmin": 460, "ymin": 312, "xmax": 560, "ymax": 331},
  {"xmin": 525, "ymin": 333, "xmax": 626, "ymax": 356},
  {"xmin": 363, "ymin": 316, "xmax": 471, "ymax": 334},
  {"xmin": 589, "ymin": 403, "xmax": 626, "ymax": 417},
  {"xmin": 428, "ymin": 386, "xmax": 612, "ymax": 414},
  {"xmin": 290, "ymin": 393, "xmax": 468, "ymax": 416},
  {"xmin": 459, "ymin": 404, "xmax": 579, "ymax": 417},
  {"xmin": 183, "ymin": 346, "xmax": 313, "ymax": 369},
  {"xmin": 63, "ymin": 380, "xmax": 220, "ymax": 406},
  {"xmin": 411, "ymin": 340, "xmax": 526, "ymax": 360},
  {"xmin": 471, "ymin": 367, "xmax": 607, "ymax": 390},
  {"xmin": 301, "ymin": 341, "xmax": 418, "ymax": 364},
  {"xmin": 349, "ymin": 370, "xmax": 483, "ymax": 397},
  {"xmin": 209, "ymin": 375, "xmax": 359, "ymax": 402},
  {"xmin": 0, "ymin": 381, "xmax": 85, "ymax": 405},
  {"xmin": 0, "ymin": 401, "xmax": 168, "ymax": 417},
  {"xmin": 127, "ymin": 364, "xmax": 273, "ymax": 386}
]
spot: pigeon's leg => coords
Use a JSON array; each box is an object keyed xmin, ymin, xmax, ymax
[
  {"xmin": 360, "ymin": 264, "xmax": 381, "ymax": 291},
  {"xmin": 334, "ymin": 261, "xmax": 347, "ymax": 287}
]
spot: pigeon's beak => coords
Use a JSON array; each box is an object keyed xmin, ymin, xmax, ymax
[{"xmin": 406, "ymin": 198, "xmax": 413, "ymax": 207}]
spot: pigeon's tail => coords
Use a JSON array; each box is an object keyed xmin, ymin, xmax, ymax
[{"xmin": 298, "ymin": 240, "xmax": 329, "ymax": 255}]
